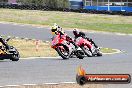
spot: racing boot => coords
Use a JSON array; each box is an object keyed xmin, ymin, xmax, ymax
[{"xmin": 91, "ymin": 46, "xmax": 96, "ymax": 54}]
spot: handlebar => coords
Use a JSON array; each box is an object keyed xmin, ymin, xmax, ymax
[{"xmin": 5, "ymin": 37, "xmax": 11, "ymax": 43}]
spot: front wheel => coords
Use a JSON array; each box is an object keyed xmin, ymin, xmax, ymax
[
  {"xmin": 97, "ymin": 51, "xmax": 102, "ymax": 56},
  {"xmin": 56, "ymin": 45, "xmax": 70, "ymax": 60},
  {"xmin": 11, "ymin": 54, "xmax": 20, "ymax": 61},
  {"xmin": 94, "ymin": 48, "xmax": 102, "ymax": 56},
  {"xmin": 81, "ymin": 46, "xmax": 92, "ymax": 57},
  {"xmin": 10, "ymin": 47, "xmax": 20, "ymax": 61}
]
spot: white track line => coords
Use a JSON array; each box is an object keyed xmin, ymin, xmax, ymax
[
  {"xmin": 44, "ymin": 83, "xmax": 59, "ymax": 85},
  {"xmin": 37, "ymin": 27, "xmax": 44, "ymax": 29},
  {"xmin": 60, "ymin": 82, "xmax": 76, "ymax": 84},
  {"xmin": 20, "ymin": 49, "xmax": 122, "ymax": 59},
  {"xmin": 20, "ymin": 56, "xmax": 60, "ymax": 59},
  {"xmin": 0, "ymin": 82, "xmax": 77, "ymax": 88},
  {"xmin": 23, "ymin": 84, "xmax": 37, "ymax": 86},
  {"xmin": 5, "ymin": 85, "xmax": 20, "ymax": 87}
]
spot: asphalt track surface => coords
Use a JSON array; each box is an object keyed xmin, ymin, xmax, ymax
[{"xmin": 0, "ymin": 23, "xmax": 132, "ymax": 88}]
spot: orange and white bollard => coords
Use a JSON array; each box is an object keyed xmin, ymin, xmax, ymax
[{"xmin": 35, "ymin": 40, "xmax": 39, "ymax": 52}]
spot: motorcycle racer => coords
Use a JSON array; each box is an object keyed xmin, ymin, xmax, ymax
[
  {"xmin": 0, "ymin": 36, "xmax": 10, "ymax": 50},
  {"xmin": 51, "ymin": 23, "xmax": 85, "ymax": 59},
  {"xmin": 73, "ymin": 29, "xmax": 99, "ymax": 49},
  {"xmin": 51, "ymin": 23, "xmax": 79, "ymax": 49}
]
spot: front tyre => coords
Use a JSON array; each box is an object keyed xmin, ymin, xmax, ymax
[
  {"xmin": 10, "ymin": 47, "xmax": 20, "ymax": 61},
  {"xmin": 95, "ymin": 48, "xmax": 102, "ymax": 56},
  {"xmin": 81, "ymin": 46, "xmax": 92, "ymax": 57},
  {"xmin": 56, "ymin": 45, "xmax": 70, "ymax": 60},
  {"xmin": 97, "ymin": 51, "xmax": 102, "ymax": 56}
]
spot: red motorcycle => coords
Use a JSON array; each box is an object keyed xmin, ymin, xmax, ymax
[
  {"xmin": 51, "ymin": 33, "xmax": 85, "ymax": 59},
  {"xmin": 75, "ymin": 37, "xmax": 102, "ymax": 57}
]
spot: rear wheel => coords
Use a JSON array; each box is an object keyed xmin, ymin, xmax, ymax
[
  {"xmin": 56, "ymin": 45, "xmax": 70, "ymax": 60},
  {"xmin": 78, "ymin": 55, "xmax": 84, "ymax": 59},
  {"xmin": 76, "ymin": 75, "xmax": 86, "ymax": 85},
  {"xmin": 76, "ymin": 50, "xmax": 84, "ymax": 59},
  {"xmin": 81, "ymin": 46, "xmax": 92, "ymax": 57}
]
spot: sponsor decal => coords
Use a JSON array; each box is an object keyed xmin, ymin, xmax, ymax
[
  {"xmin": 76, "ymin": 66, "xmax": 131, "ymax": 85},
  {"xmin": 0, "ymin": 49, "xmax": 6, "ymax": 54}
]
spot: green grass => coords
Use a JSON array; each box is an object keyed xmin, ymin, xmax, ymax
[
  {"xmin": 0, "ymin": 9, "xmax": 132, "ymax": 34},
  {"xmin": 100, "ymin": 48, "xmax": 117, "ymax": 53}
]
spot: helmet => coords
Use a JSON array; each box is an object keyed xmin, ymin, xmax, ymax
[
  {"xmin": 51, "ymin": 23, "xmax": 58, "ymax": 34},
  {"xmin": 73, "ymin": 29, "xmax": 79, "ymax": 36},
  {"xmin": 51, "ymin": 26, "xmax": 57, "ymax": 32}
]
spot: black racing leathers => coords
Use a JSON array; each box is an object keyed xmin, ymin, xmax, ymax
[
  {"xmin": 57, "ymin": 31, "xmax": 78, "ymax": 49},
  {"xmin": 0, "ymin": 36, "xmax": 9, "ymax": 49},
  {"xmin": 74, "ymin": 31, "xmax": 98, "ymax": 48}
]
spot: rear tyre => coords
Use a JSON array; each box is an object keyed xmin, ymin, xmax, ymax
[
  {"xmin": 78, "ymin": 55, "xmax": 84, "ymax": 59},
  {"xmin": 81, "ymin": 46, "xmax": 92, "ymax": 57},
  {"xmin": 76, "ymin": 51, "xmax": 84, "ymax": 59},
  {"xmin": 56, "ymin": 45, "xmax": 70, "ymax": 60},
  {"xmin": 0, "ymin": 58, "xmax": 4, "ymax": 60},
  {"xmin": 76, "ymin": 75, "xmax": 86, "ymax": 85}
]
